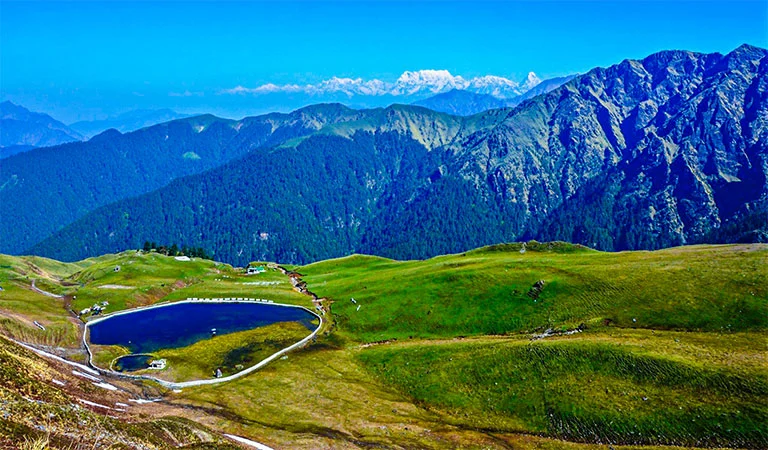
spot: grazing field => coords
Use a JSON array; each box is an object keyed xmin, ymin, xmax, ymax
[
  {"xmin": 0, "ymin": 254, "xmax": 84, "ymax": 346},
  {"xmin": 153, "ymin": 321, "xmax": 316, "ymax": 381},
  {"xmin": 300, "ymin": 243, "xmax": 768, "ymax": 342},
  {"xmin": 68, "ymin": 251, "xmax": 222, "ymax": 313},
  {"xmin": 297, "ymin": 243, "xmax": 768, "ymax": 448},
  {"xmin": 68, "ymin": 253, "xmax": 312, "ymax": 314},
  {"xmin": 357, "ymin": 330, "xmax": 767, "ymax": 448},
  {"xmin": 163, "ymin": 264, "xmax": 310, "ymax": 307},
  {"xmin": 0, "ymin": 243, "xmax": 766, "ymax": 449}
]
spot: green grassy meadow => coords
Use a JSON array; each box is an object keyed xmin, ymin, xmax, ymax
[
  {"xmin": 300, "ymin": 243, "xmax": 767, "ymax": 342},
  {"xmin": 295, "ymin": 242, "xmax": 768, "ymax": 447},
  {"xmin": 0, "ymin": 243, "xmax": 765, "ymax": 448},
  {"xmin": 154, "ymin": 321, "xmax": 315, "ymax": 381},
  {"xmin": 0, "ymin": 254, "xmax": 83, "ymax": 346},
  {"xmin": 0, "ymin": 250, "xmax": 316, "ymax": 384},
  {"xmin": 357, "ymin": 330, "xmax": 767, "ymax": 447},
  {"xmin": 69, "ymin": 251, "xmax": 222, "ymax": 313}
]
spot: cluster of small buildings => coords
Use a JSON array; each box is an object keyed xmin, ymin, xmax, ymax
[
  {"xmin": 246, "ymin": 265, "xmax": 266, "ymax": 275},
  {"xmin": 79, "ymin": 301, "xmax": 109, "ymax": 316},
  {"xmin": 148, "ymin": 359, "xmax": 166, "ymax": 370}
]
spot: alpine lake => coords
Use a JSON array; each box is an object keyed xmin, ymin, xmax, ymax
[{"xmin": 87, "ymin": 301, "xmax": 319, "ymax": 382}]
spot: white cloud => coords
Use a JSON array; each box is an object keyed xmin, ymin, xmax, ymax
[
  {"xmin": 169, "ymin": 90, "xmax": 204, "ymax": 97},
  {"xmin": 220, "ymin": 86, "xmax": 250, "ymax": 95},
  {"xmin": 220, "ymin": 70, "xmax": 541, "ymax": 99}
]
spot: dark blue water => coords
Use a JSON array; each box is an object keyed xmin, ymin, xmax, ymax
[
  {"xmin": 114, "ymin": 354, "xmax": 153, "ymax": 371},
  {"xmin": 88, "ymin": 302, "xmax": 316, "ymax": 354}
]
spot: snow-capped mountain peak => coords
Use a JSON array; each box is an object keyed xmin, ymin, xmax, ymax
[
  {"xmin": 521, "ymin": 72, "xmax": 542, "ymax": 91},
  {"xmin": 223, "ymin": 70, "xmax": 544, "ymax": 99},
  {"xmin": 392, "ymin": 70, "xmax": 469, "ymax": 95},
  {"xmin": 468, "ymin": 75, "xmax": 522, "ymax": 98}
]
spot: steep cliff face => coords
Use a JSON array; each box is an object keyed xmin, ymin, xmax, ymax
[{"xmin": 451, "ymin": 44, "xmax": 768, "ymax": 250}]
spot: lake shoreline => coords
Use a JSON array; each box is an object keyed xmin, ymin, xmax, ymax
[{"xmin": 82, "ymin": 298, "xmax": 323, "ymax": 389}]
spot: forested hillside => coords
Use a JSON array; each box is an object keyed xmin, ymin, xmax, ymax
[
  {"xmin": 0, "ymin": 104, "xmax": 368, "ymax": 254},
  {"xmin": 19, "ymin": 45, "xmax": 768, "ymax": 264}
]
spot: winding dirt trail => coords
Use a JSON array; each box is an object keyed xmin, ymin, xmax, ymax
[
  {"xmin": 31, "ymin": 278, "xmax": 64, "ymax": 298},
  {"xmin": 278, "ymin": 266, "xmax": 327, "ymax": 315}
]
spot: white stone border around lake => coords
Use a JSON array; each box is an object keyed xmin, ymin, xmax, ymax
[{"xmin": 82, "ymin": 298, "xmax": 322, "ymax": 389}]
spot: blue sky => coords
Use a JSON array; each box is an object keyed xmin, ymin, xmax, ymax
[{"xmin": 2, "ymin": 1, "xmax": 766, "ymax": 122}]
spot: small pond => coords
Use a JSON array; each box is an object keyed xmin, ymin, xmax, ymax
[
  {"xmin": 113, "ymin": 354, "xmax": 153, "ymax": 372},
  {"xmin": 88, "ymin": 301, "xmax": 317, "ymax": 354}
]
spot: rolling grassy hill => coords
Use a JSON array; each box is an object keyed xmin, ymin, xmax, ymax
[
  {"xmin": 298, "ymin": 242, "xmax": 768, "ymax": 447},
  {"xmin": 357, "ymin": 331, "xmax": 766, "ymax": 448},
  {"xmin": 300, "ymin": 242, "xmax": 767, "ymax": 342},
  {"xmin": 0, "ymin": 254, "xmax": 92, "ymax": 347},
  {"xmin": 0, "ymin": 243, "xmax": 765, "ymax": 448}
]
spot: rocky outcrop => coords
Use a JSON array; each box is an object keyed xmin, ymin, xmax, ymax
[{"xmin": 454, "ymin": 44, "xmax": 768, "ymax": 250}]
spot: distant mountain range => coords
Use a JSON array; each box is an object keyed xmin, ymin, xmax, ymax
[
  {"xmin": 69, "ymin": 109, "xmax": 191, "ymax": 138},
  {"xmin": 412, "ymin": 75, "xmax": 577, "ymax": 116},
  {"xmin": 225, "ymin": 70, "xmax": 545, "ymax": 99},
  {"xmin": 413, "ymin": 89, "xmax": 508, "ymax": 116},
  {"xmin": 0, "ymin": 101, "xmax": 83, "ymax": 158},
  {"xmin": 220, "ymin": 70, "xmax": 559, "ymax": 114},
  {"xmin": 2, "ymin": 73, "xmax": 565, "ymax": 148},
  {"xmin": 0, "ymin": 103, "xmax": 193, "ymax": 157},
  {"xmin": 4, "ymin": 44, "xmax": 767, "ymax": 265}
]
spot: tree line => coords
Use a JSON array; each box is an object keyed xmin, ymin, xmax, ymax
[{"xmin": 142, "ymin": 241, "xmax": 212, "ymax": 259}]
